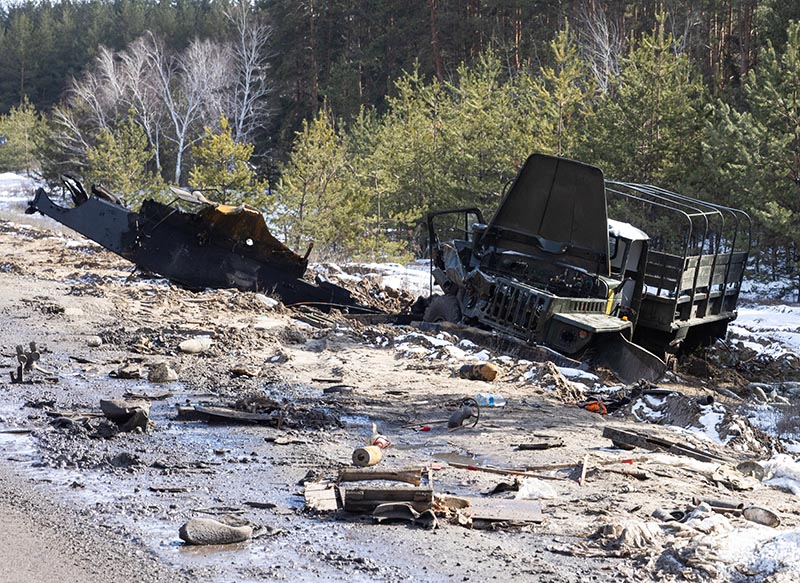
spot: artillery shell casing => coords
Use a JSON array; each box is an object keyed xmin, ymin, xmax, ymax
[{"xmin": 352, "ymin": 446, "xmax": 383, "ymax": 467}]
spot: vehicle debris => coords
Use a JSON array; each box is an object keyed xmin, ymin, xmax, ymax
[
  {"xmin": 458, "ymin": 496, "xmax": 544, "ymax": 527},
  {"xmin": 10, "ymin": 342, "xmax": 50, "ymax": 383},
  {"xmin": 742, "ymin": 505, "xmax": 781, "ymax": 527},
  {"xmin": 352, "ymin": 446, "xmax": 383, "ymax": 467},
  {"xmin": 179, "ymin": 516, "xmax": 253, "ymax": 545},
  {"xmin": 373, "ymin": 502, "xmax": 438, "ymax": 529},
  {"xmin": 447, "ymin": 399, "xmax": 480, "ymax": 429},
  {"xmin": 424, "ymin": 154, "xmax": 750, "ymax": 383},
  {"xmin": 458, "ymin": 362, "xmax": 500, "ymax": 381},
  {"xmin": 99, "ymin": 398, "xmax": 151, "ymax": 432},
  {"xmin": 27, "ymin": 176, "xmax": 379, "ymax": 312}
]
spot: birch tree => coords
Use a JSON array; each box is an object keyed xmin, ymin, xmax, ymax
[
  {"xmin": 224, "ymin": 0, "xmax": 272, "ymax": 144},
  {"xmin": 147, "ymin": 33, "xmax": 233, "ymax": 184}
]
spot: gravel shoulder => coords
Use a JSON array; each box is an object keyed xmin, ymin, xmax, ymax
[{"xmin": 0, "ymin": 463, "xmax": 188, "ymax": 583}]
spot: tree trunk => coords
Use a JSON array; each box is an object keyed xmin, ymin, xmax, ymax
[
  {"xmin": 429, "ymin": 0, "xmax": 444, "ymax": 83},
  {"xmin": 308, "ymin": 1, "xmax": 319, "ymax": 115}
]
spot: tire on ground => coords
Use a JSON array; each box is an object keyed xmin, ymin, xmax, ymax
[{"xmin": 423, "ymin": 294, "xmax": 462, "ymax": 323}]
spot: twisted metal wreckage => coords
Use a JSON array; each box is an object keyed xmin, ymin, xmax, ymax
[
  {"xmin": 27, "ymin": 154, "xmax": 751, "ymax": 384},
  {"xmin": 27, "ymin": 175, "xmax": 373, "ymax": 313}
]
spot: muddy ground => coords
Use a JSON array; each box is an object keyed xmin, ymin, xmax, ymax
[{"xmin": 1, "ymin": 208, "xmax": 799, "ymax": 582}]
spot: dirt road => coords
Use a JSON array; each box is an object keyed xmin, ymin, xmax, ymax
[{"xmin": 0, "ymin": 209, "xmax": 798, "ymax": 582}]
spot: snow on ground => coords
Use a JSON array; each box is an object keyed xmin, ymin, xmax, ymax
[
  {"xmin": 347, "ymin": 261, "xmax": 432, "ymax": 298},
  {"xmin": 717, "ymin": 527, "xmax": 800, "ymax": 580},
  {"xmin": 0, "ymin": 171, "xmax": 40, "ymax": 209},
  {"xmin": 727, "ymin": 303, "xmax": 800, "ymax": 357},
  {"xmin": 740, "ymin": 277, "xmax": 799, "ymax": 303},
  {"xmin": 761, "ymin": 454, "xmax": 800, "ymax": 495},
  {"xmin": 313, "ymin": 261, "xmax": 432, "ymax": 299}
]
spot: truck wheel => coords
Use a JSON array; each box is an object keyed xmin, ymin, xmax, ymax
[{"xmin": 423, "ymin": 294, "xmax": 461, "ymax": 323}]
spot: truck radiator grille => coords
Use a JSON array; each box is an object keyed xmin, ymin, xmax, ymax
[
  {"xmin": 480, "ymin": 278, "xmax": 609, "ymax": 342},
  {"xmin": 481, "ymin": 279, "xmax": 551, "ymax": 339}
]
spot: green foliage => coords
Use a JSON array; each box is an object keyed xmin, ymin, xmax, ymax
[
  {"xmin": 524, "ymin": 24, "xmax": 595, "ymax": 158},
  {"xmin": 581, "ymin": 15, "xmax": 704, "ymax": 188},
  {"xmin": 189, "ymin": 117, "xmax": 268, "ymax": 207},
  {"xmin": 0, "ymin": 97, "xmax": 44, "ymax": 174},
  {"xmin": 276, "ymin": 109, "xmax": 368, "ymax": 260},
  {"xmin": 703, "ymin": 20, "xmax": 800, "ymax": 279},
  {"xmin": 360, "ymin": 53, "xmax": 537, "ymax": 255},
  {"xmin": 85, "ymin": 115, "xmax": 164, "ymax": 208},
  {"xmin": 438, "ymin": 52, "xmax": 535, "ymax": 210}
]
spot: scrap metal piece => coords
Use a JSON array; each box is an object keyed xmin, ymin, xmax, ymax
[
  {"xmin": 10, "ymin": 342, "xmax": 41, "ymax": 383},
  {"xmin": 447, "ymin": 398, "xmax": 480, "ymax": 429},
  {"xmin": 27, "ymin": 177, "xmax": 377, "ymax": 313}
]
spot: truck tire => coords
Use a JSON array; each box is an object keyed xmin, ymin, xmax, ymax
[{"xmin": 423, "ymin": 294, "xmax": 461, "ymax": 324}]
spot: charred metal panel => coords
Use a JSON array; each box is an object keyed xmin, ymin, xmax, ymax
[
  {"xmin": 27, "ymin": 187, "xmax": 137, "ymax": 255},
  {"xmin": 27, "ymin": 180, "xmax": 374, "ymax": 313},
  {"xmin": 482, "ymin": 154, "xmax": 610, "ymax": 276}
]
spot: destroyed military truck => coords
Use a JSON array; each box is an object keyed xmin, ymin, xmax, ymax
[
  {"xmin": 26, "ymin": 174, "xmax": 376, "ymax": 313},
  {"xmin": 425, "ymin": 154, "xmax": 750, "ymax": 383}
]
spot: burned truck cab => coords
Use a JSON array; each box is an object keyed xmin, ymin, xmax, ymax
[
  {"xmin": 426, "ymin": 153, "xmax": 750, "ymax": 383},
  {"xmin": 426, "ymin": 155, "xmax": 656, "ymax": 379}
]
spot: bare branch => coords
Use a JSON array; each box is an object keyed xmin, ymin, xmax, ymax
[
  {"xmin": 576, "ymin": 2, "xmax": 624, "ymax": 94},
  {"xmin": 224, "ymin": 0, "xmax": 273, "ymax": 143}
]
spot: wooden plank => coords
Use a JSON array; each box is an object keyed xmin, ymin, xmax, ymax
[
  {"xmin": 578, "ymin": 454, "xmax": 590, "ymax": 486},
  {"xmin": 304, "ymin": 481, "xmax": 339, "ymax": 512},
  {"xmin": 193, "ymin": 405, "xmax": 279, "ymax": 424},
  {"xmin": 603, "ymin": 426, "xmax": 733, "ymax": 465},
  {"xmin": 459, "ymin": 496, "xmax": 543, "ymax": 524},
  {"xmin": 175, "ymin": 405, "xmax": 210, "ymax": 421},
  {"xmin": 338, "ymin": 467, "xmax": 423, "ymax": 486},
  {"xmin": 341, "ymin": 486, "xmax": 433, "ymax": 513},
  {"xmin": 446, "ymin": 461, "xmax": 567, "ymax": 481},
  {"xmin": 602, "ymin": 427, "xmax": 657, "ymax": 451}
]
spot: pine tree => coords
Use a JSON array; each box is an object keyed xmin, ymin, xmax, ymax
[
  {"xmin": 85, "ymin": 114, "xmax": 164, "ymax": 208},
  {"xmin": 189, "ymin": 116, "xmax": 268, "ymax": 207},
  {"xmin": 582, "ymin": 14, "xmax": 704, "ymax": 188},
  {"xmin": 711, "ymin": 20, "xmax": 800, "ymax": 285},
  {"xmin": 276, "ymin": 109, "xmax": 367, "ymax": 259},
  {"xmin": 0, "ymin": 96, "xmax": 43, "ymax": 174},
  {"xmin": 525, "ymin": 24, "xmax": 595, "ymax": 158}
]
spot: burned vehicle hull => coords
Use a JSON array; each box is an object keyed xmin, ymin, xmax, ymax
[
  {"xmin": 426, "ymin": 154, "xmax": 750, "ymax": 383},
  {"xmin": 27, "ymin": 178, "xmax": 373, "ymax": 312}
]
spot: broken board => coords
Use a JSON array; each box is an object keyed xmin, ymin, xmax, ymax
[
  {"xmin": 304, "ymin": 481, "xmax": 339, "ymax": 512},
  {"xmin": 191, "ymin": 405, "xmax": 280, "ymax": 424},
  {"xmin": 459, "ymin": 496, "xmax": 543, "ymax": 524},
  {"xmin": 602, "ymin": 427, "xmax": 732, "ymax": 464},
  {"xmin": 341, "ymin": 486, "xmax": 433, "ymax": 514}
]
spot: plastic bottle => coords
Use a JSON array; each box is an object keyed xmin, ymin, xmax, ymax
[{"xmin": 474, "ymin": 392, "xmax": 507, "ymax": 407}]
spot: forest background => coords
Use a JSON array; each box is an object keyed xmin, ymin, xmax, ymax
[{"xmin": 1, "ymin": 0, "xmax": 799, "ymax": 290}]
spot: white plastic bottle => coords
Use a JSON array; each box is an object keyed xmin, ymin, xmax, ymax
[{"xmin": 474, "ymin": 392, "xmax": 507, "ymax": 407}]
